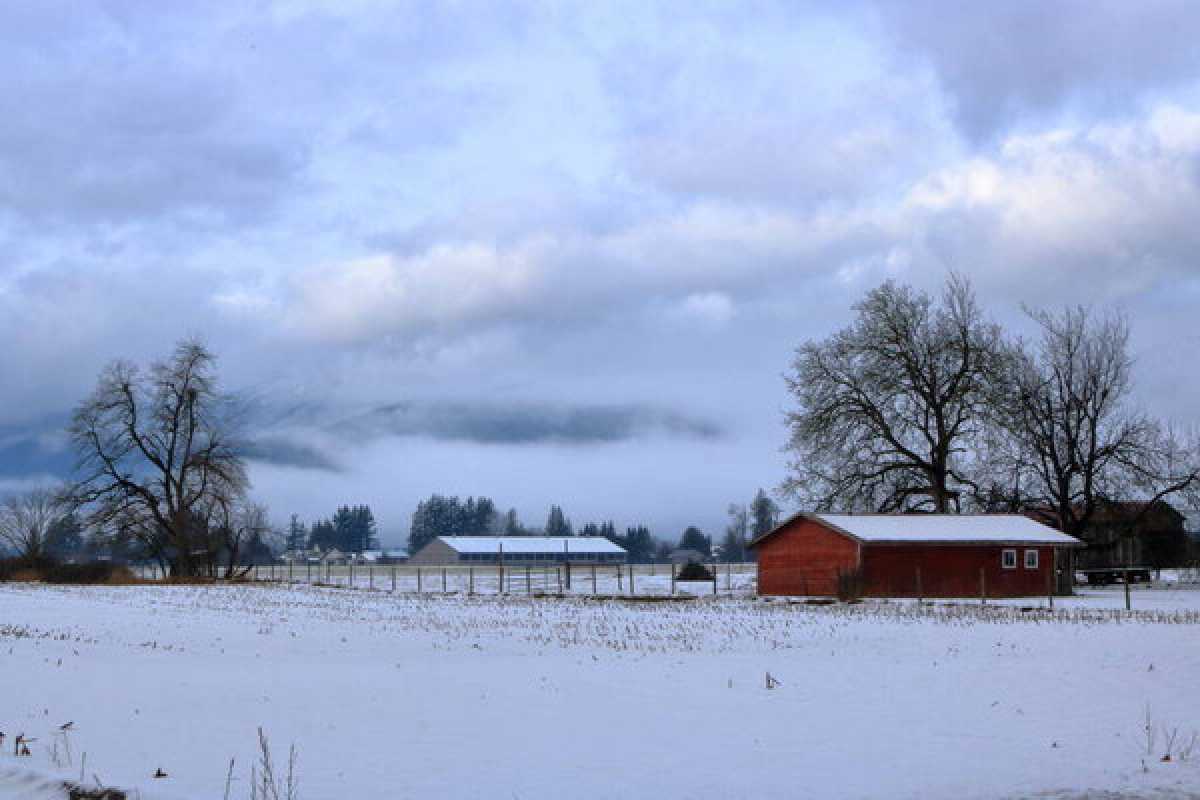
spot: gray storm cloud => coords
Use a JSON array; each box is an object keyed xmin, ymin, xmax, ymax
[{"xmin": 0, "ymin": 1, "xmax": 1198, "ymax": 534}]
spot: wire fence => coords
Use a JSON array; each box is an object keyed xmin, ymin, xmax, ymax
[{"xmin": 131, "ymin": 561, "xmax": 760, "ymax": 597}]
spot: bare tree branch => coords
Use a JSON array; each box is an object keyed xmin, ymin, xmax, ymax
[
  {"xmin": 782, "ymin": 274, "xmax": 1003, "ymax": 512},
  {"xmin": 67, "ymin": 339, "xmax": 252, "ymax": 577}
]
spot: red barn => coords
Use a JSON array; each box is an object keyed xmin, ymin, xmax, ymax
[{"xmin": 750, "ymin": 513, "xmax": 1082, "ymax": 598}]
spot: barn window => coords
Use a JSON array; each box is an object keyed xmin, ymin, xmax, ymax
[
  {"xmin": 1001, "ymin": 549, "xmax": 1017, "ymax": 569},
  {"xmin": 1024, "ymin": 549, "xmax": 1038, "ymax": 569}
]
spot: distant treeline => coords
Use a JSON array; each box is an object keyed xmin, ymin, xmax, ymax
[
  {"xmin": 403, "ymin": 489, "xmax": 781, "ymax": 563},
  {"xmin": 286, "ymin": 505, "xmax": 378, "ymax": 554}
]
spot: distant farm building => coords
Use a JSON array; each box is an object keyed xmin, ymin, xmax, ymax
[
  {"xmin": 408, "ymin": 536, "xmax": 628, "ymax": 566},
  {"xmin": 353, "ymin": 549, "xmax": 409, "ymax": 565},
  {"xmin": 750, "ymin": 514, "xmax": 1081, "ymax": 598},
  {"xmin": 1029, "ymin": 501, "xmax": 1190, "ymax": 572}
]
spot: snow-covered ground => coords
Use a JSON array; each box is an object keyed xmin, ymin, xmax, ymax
[{"xmin": 1, "ymin": 583, "xmax": 1199, "ymax": 799}]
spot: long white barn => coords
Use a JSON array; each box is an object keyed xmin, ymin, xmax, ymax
[{"xmin": 408, "ymin": 536, "xmax": 627, "ymax": 565}]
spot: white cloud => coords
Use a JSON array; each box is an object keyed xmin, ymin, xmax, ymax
[
  {"xmin": 896, "ymin": 105, "xmax": 1200, "ymax": 299},
  {"xmin": 669, "ymin": 292, "xmax": 736, "ymax": 326}
]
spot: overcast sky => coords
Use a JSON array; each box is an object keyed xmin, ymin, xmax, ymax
[{"xmin": 3, "ymin": 1, "xmax": 1200, "ymax": 545}]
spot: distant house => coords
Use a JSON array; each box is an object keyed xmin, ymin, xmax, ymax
[
  {"xmin": 321, "ymin": 548, "xmax": 348, "ymax": 566},
  {"xmin": 355, "ymin": 550, "xmax": 383, "ymax": 564},
  {"xmin": 408, "ymin": 536, "xmax": 627, "ymax": 566},
  {"xmin": 281, "ymin": 549, "xmax": 313, "ymax": 565},
  {"xmin": 749, "ymin": 513, "xmax": 1081, "ymax": 598}
]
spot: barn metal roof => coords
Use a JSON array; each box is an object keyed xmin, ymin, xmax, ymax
[
  {"xmin": 437, "ymin": 536, "xmax": 627, "ymax": 554},
  {"xmin": 752, "ymin": 513, "xmax": 1082, "ymax": 547}
]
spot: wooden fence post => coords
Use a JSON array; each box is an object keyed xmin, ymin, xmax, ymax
[
  {"xmin": 726, "ymin": 562, "xmax": 732, "ymax": 592},
  {"xmin": 1046, "ymin": 563, "xmax": 1053, "ymax": 610},
  {"xmin": 979, "ymin": 567, "xmax": 986, "ymax": 605},
  {"xmin": 469, "ymin": 567, "xmax": 474, "ymax": 595},
  {"xmin": 307, "ymin": 561, "xmax": 311, "ymax": 583},
  {"xmin": 616, "ymin": 564, "xmax": 622, "ymax": 593},
  {"xmin": 526, "ymin": 565, "xmax": 531, "ymax": 595},
  {"xmin": 288, "ymin": 561, "xmax": 293, "ymax": 583},
  {"xmin": 591, "ymin": 564, "xmax": 597, "ymax": 595},
  {"xmin": 629, "ymin": 564, "xmax": 635, "ymax": 596},
  {"xmin": 1124, "ymin": 570, "xmax": 1132, "ymax": 611},
  {"xmin": 671, "ymin": 562, "xmax": 677, "ymax": 595},
  {"xmin": 712, "ymin": 563, "xmax": 718, "ymax": 596},
  {"xmin": 442, "ymin": 567, "xmax": 447, "ymax": 593},
  {"xmin": 417, "ymin": 566, "xmax": 423, "ymax": 594},
  {"xmin": 369, "ymin": 565, "xmax": 374, "ymax": 590},
  {"xmin": 391, "ymin": 566, "xmax": 396, "ymax": 593},
  {"xmin": 556, "ymin": 566, "xmax": 563, "ymax": 594},
  {"xmin": 916, "ymin": 566, "xmax": 923, "ymax": 604}
]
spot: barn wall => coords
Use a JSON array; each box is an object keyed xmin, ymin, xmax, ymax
[
  {"xmin": 407, "ymin": 539, "xmax": 460, "ymax": 565},
  {"xmin": 755, "ymin": 518, "xmax": 859, "ymax": 596},
  {"xmin": 862, "ymin": 544, "xmax": 1057, "ymax": 598}
]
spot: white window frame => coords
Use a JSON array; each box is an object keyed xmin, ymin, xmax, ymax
[
  {"xmin": 1001, "ymin": 549, "xmax": 1017, "ymax": 569},
  {"xmin": 1024, "ymin": 549, "xmax": 1039, "ymax": 569}
]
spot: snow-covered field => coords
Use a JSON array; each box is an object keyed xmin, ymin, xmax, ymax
[{"xmin": 1, "ymin": 583, "xmax": 1199, "ymax": 800}]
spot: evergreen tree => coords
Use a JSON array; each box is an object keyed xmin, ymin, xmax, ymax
[
  {"xmin": 621, "ymin": 525, "xmax": 655, "ymax": 562},
  {"xmin": 545, "ymin": 505, "xmax": 573, "ymax": 537},
  {"xmin": 286, "ymin": 514, "xmax": 308, "ymax": 552},
  {"xmin": 308, "ymin": 518, "xmax": 338, "ymax": 551},
  {"xmin": 654, "ymin": 540, "xmax": 672, "ymax": 562},
  {"xmin": 345, "ymin": 505, "xmax": 377, "ymax": 552},
  {"xmin": 409, "ymin": 494, "xmax": 453, "ymax": 554},
  {"xmin": 331, "ymin": 505, "xmax": 357, "ymax": 552},
  {"xmin": 751, "ymin": 489, "xmax": 780, "ymax": 539},
  {"xmin": 677, "ymin": 526, "xmax": 711, "ymax": 557},
  {"xmin": 579, "ymin": 522, "xmax": 601, "ymax": 537},
  {"xmin": 465, "ymin": 496, "xmax": 497, "ymax": 535},
  {"xmin": 719, "ymin": 503, "xmax": 749, "ymax": 562},
  {"xmin": 462, "ymin": 497, "xmax": 478, "ymax": 534},
  {"xmin": 502, "ymin": 508, "xmax": 527, "ymax": 536}
]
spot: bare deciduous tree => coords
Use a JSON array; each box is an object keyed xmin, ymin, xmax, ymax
[
  {"xmin": 207, "ymin": 499, "xmax": 272, "ymax": 579},
  {"xmin": 68, "ymin": 339, "xmax": 249, "ymax": 576},
  {"xmin": 783, "ymin": 274, "xmax": 1003, "ymax": 512},
  {"xmin": 0, "ymin": 487, "xmax": 70, "ymax": 561},
  {"xmin": 993, "ymin": 306, "xmax": 1200, "ymax": 538}
]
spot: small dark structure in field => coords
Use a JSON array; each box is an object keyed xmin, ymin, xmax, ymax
[{"xmin": 750, "ymin": 514, "xmax": 1081, "ymax": 598}]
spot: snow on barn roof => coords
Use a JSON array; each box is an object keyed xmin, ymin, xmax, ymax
[
  {"xmin": 437, "ymin": 536, "xmax": 627, "ymax": 554},
  {"xmin": 754, "ymin": 513, "xmax": 1081, "ymax": 546}
]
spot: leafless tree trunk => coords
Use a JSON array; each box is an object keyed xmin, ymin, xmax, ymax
[
  {"xmin": 68, "ymin": 339, "xmax": 250, "ymax": 577},
  {"xmin": 0, "ymin": 487, "xmax": 70, "ymax": 561},
  {"xmin": 783, "ymin": 274, "xmax": 1003, "ymax": 512}
]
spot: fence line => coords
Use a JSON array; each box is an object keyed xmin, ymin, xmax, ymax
[{"xmin": 130, "ymin": 561, "xmax": 758, "ymax": 598}]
